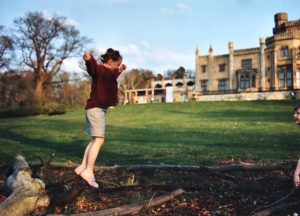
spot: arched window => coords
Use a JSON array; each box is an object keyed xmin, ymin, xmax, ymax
[
  {"xmin": 165, "ymin": 83, "xmax": 172, "ymax": 87},
  {"xmin": 175, "ymin": 82, "xmax": 183, "ymax": 88},
  {"xmin": 281, "ymin": 46, "xmax": 289, "ymax": 57},
  {"xmin": 155, "ymin": 84, "xmax": 162, "ymax": 88},
  {"xmin": 187, "ymin": 81, "xmax": 194, "ymax": 86}
]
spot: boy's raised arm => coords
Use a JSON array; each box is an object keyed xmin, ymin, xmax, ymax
[{"xmin": 83, "ymin": 51, "xmax": 97, "ymax": 77}]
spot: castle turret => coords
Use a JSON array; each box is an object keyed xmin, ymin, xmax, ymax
[
  {"xmin": 259, "ymin": 37, "xmax": 266, "ymax": 90},
  {"xmin": 273, "ymin": 13, "xmax": 288, "ymax": 34},
  {"xmin": 228, "ymin": 41, "xmax": 234, "ymax": 90},
  {"xmin": 208, "ymin": 45, "xmax": 214, "ymax": 91},
  {"xmin": 195, "ymin": 47, "xmax": 200, "ymax": 91}
]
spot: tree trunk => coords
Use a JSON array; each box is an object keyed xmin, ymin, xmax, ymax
[
  {"xmin": 0, "ymin": 155, "xmax": 50, "ymax": 216},
  {"xmin": 35, "ymin": 78, "xmax": 44, "ymax": 105}
]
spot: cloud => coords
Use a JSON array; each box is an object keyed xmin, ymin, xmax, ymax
[
  {"xmin": 63, "ymin": 18, "xmax": 80, "ymax": 26},
  {"xmin": 63, "ymin": 43, "xmax": 194, "ymax": 75},
  {"xmin": 61, "ymin": 57, "xmax": 85, "ymax": 74},
  {"xmin": 119, "ymin": 44, "xmax": 143, "ymax": 58},
  {"xmin": 160, "ymin": 2, "xmax": 189, "ymax": 14},
  {"xmin": 140, "ymin": 40, "xmax": 151, "ymax": 48},
  {"xmin": 116, "ymin": 44, "xmax": 193, "ymax": 73},
  {"xmin": 42, "ymin": 10, "xmax": 80, "ymax": 26}
]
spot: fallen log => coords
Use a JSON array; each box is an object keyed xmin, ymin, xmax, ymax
[
  {"xmin": 250, "ymin": 201, "xmax": 299, "ymax": 216},
  {"xmin": 0, "ymin": 154, "xmax": 50, "ymax": 216},
  {"xmin": 30, "ymin": 160, "xmax": 296, "ymax": 173},
  {"xmin": 47, "ymin": 188, "xmax": 185, "ymax": 216}
]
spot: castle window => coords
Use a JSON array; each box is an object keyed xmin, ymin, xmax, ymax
[
  {"xmin": 218, "ymin": 79, "xmax": 227, "ymax": 92},
  {"xmin": 252, "ymin": 75, "xmax": 256, "ymax": 88},
  {"xmin": 296, "ymin": 70, "xmax": 300, "ymax": 87},
  {"xmin": 201, "ymin": 80, "xmax": 208, "ymax": 92},
  {"xmin": 201, "ymin": 65, "xmax": 207, "ymax": 73},
  {"xmin": 219, "ymin": 64, "xmax": 226, "ymax": 72},
  {"xmin": 287, "ymin": 71, "xmax": 292, "ymax": 87},
  {"xmin": 187, "ymin": 81, "xmax": 194, "ymax": 86},
  {"xmin": 240, "ymin": 76, "xmax": 245, "ymax": 89},
  {"xmin": 279, "ymin": 66, "xmax": 293, "ymax": 88},
  {"xmin": 241, "ymin": 59, "xmax": 252, "ymax": 69},
  {"xmin": 175, "ymin": 82, "xmax": 183, "ymax": 88},
  {"xmin": 279, "ymin": 71, "xmax": 285, "ymax": 87},
  {"xmin": 240, "ymin": 75, "xmax": 250, "ymax": 89},
  {"xmin": 245, "ymin": 75, "xmax": 250, "ymax": 88},
  {"xmin": 280, "ymin": 46, "xmax": 289, "ymax": 57}
]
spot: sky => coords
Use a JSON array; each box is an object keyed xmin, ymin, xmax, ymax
[{"xmin": 0, "ymin": 0, "xmax": 299, "ymax": 75}]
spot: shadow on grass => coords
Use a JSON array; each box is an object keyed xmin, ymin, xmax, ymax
[{"xmin": 0, "ymin": 116, "xmax": 299, "ymax": 165}]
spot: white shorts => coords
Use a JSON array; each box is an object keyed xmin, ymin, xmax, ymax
[{"xmin": 85, "ymin": 107, "xmax": 107, "ymax": 137}]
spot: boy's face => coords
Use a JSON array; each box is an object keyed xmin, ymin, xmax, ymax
[
  {"xmin": 294, "ymin": 108, "xmax": 300, "ymax": 125},
  {"xmin": 108, "ymin": 58, "xmax": 122, "ymax": 71}
]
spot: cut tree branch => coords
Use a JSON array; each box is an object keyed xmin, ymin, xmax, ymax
[{"xmin": 47, "ymin": 188, "xmax": 185, "ymax": 216}]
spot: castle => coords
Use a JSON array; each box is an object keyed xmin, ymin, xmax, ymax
[
  {"xmin": 125, "ymin": 13, "xmax": 300, "ymax": 104},
  {"xmin": 194, "ymin": 12, "xmax": 300, "ymax": 101}
]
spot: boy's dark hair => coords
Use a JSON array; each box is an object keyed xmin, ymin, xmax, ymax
[
  {"xmin": 101, "ymin": 48, "xmax": 122, "ymax": 63},
  {"xmin": 294, "ymin": 105, "xmax": 300, "ymax": 113}
]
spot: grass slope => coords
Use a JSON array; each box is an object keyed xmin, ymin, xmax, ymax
[{"xmin": 0, "ymin": 100, "xmax": 299, "ymax": 165}]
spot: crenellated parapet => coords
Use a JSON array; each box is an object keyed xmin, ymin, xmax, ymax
[
  {"xmin": 266, "ymin": 31, "xmax": 300, "ymax": 45},
  {"xmin": 233, "ymin": 47, "xmax": 260, "ymax": 54}
]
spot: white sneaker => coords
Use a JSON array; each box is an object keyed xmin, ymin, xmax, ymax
[{"xmin": 80, "ymin": 169, "xmax": 99, "ymax": 188}]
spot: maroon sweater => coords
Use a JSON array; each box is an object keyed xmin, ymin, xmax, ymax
[{"xmin": 85, "ymin": 56, "xmax": 121, "ymax": 109}]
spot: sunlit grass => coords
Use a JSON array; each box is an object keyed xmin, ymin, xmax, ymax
[{"xmin": 0, "ymin": 100, "xmax": 299, "ymax": 165}]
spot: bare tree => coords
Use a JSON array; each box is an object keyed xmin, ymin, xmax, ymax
[
  {"xmin": 0, "ymin": 26, "xmax": 14, "ymax": 70},
  {"xmin": 118, "ymin": 68, "xmax": 154, "ymax": 97},
  {"xmin": 13, "ymin": 11, "xmax": 90, "ymax": 104}
]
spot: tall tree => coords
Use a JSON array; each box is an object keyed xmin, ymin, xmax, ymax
[
  {"xmin": 0, "ymin": 26, "xmax": 14, "ymax": 70},
  {"xmin": 118, "ymin": 69, "xmax": 154, "ymax": 100},
  {"xmin": 13, "ymin": 11, "xmax": 90, "ymax": 104},
  {"xmin": 164, "ymin": 66, "xmax": 187, "ymax": 79}
]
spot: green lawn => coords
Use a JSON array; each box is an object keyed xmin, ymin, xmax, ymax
[{"xmin": 0, "ymin": 100, "xmax": 299, "ymax": 165}]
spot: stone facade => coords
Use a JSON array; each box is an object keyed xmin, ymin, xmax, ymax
[
  {"xmin": 195, "ymin": 13, "xmax": 300, "ymax": 96},
  {"xmin": 125, "ymin": 77, "xmax": 195, "ymax": 104}
]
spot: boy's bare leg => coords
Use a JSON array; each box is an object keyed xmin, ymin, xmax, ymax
[
  {"xmin": 75, "ymin": 140, "xmax": 93, "ymax": 175},
  {"xmin": 80, "ymin": 137, "xmax": 104, "ymax": 188}
]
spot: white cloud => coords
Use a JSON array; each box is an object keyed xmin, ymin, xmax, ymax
[
  {"xmin": 160, "ymin": 2, "xmax": 189, "ymax": 14},
  {"xmin": 64, "ymin": 18, "xmax": 80, "ymax": 26},
  {"xmin": 140, "ymin": 40, "xmax": 151, "ymax": 48},
  {"xmin": 61, "ymin": 57, "xmax": 85, "ymax": 74},
  {"xmin": 62, "ymin": 43, "xmax": 194, "ymax": 75},
  {"xmin": 117, "ymin": 44, "xmax": 193, "ymax": 73},
  {"xmin": 119, "ymin": 44, "xmax": 143, "ymax": 58},
  {"xmin": 42, "ymin": 10, "xmax": 80, "ymax": 26}
]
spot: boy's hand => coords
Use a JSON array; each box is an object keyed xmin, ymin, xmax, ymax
[
  {"xmin": 83, "ymin": 51, "xmax": 92, "ymax": 61},
  {"xmin": 119, "ymin": 64, "xmax": 127, "ymax": 73}
]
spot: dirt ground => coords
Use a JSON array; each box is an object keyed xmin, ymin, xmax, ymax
[{"xmin": 1, "ymin": 160, "xmax": 300, "ymax": 216}]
